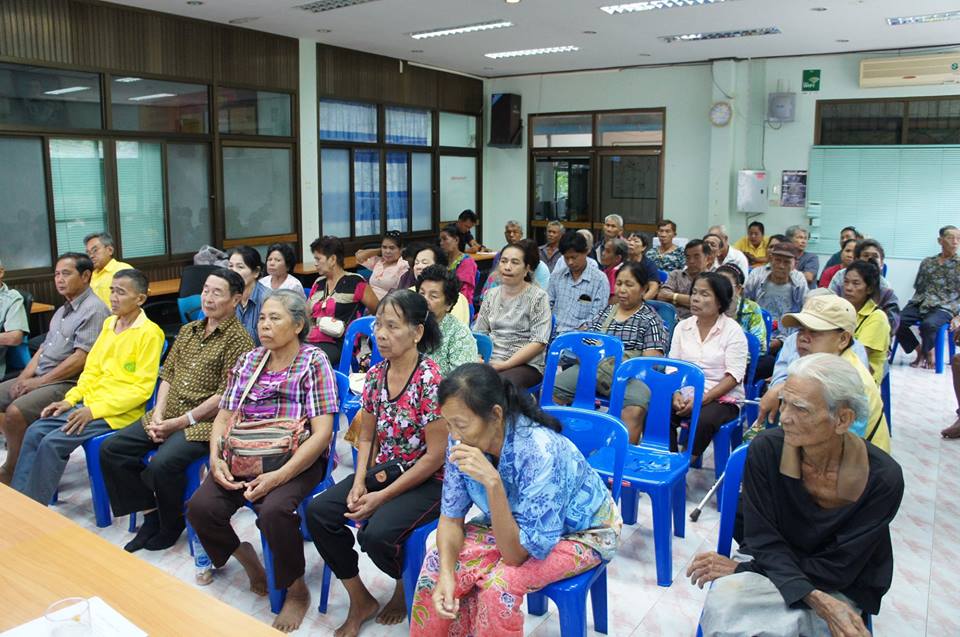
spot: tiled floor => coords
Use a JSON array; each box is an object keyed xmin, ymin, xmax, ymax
[{"xmin": 2, "ymin": 354, "xmax": 952, "ymax": 636}]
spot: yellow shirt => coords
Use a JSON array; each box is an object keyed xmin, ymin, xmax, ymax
[
  {"xmin": 854, "ymin": 299, "xmax": 891, "ymax": 386},
  {"xmin": 841, "ymin": 348, "xmax": 890, "ymax": 454},
  {"xmin": 90, "ymin": 258, "xmax": 133, "ymax": 306},
  {"xmin": 733, "ymin": 236, "xmax": 769, "ymax": 264},
  {"xmin": 64, "ymin": 310, "xmax": 164, "ymax": 428}
]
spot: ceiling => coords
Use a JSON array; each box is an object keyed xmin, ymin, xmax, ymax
[{"xmin": 109, "ymin": 0, "xmax": 960, "ymax": 77}]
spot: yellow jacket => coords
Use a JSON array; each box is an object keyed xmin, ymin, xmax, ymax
[
  {"xmin": 90, "ymin": 258, "xmax": 133, "ymax": 306},
  {"xmin": 841, "ymin": 348, "xmax": 890, "ymax": 454},
  {"xmin": 64, "ymin": 310, "xmax": 164, "ymax": 428}
]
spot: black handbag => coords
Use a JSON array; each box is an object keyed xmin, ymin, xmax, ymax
[{"xmin": 364, "ymin": 459, "xmax": 405, "ymax": 492}]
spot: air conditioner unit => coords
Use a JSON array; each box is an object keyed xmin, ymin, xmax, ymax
[{"xmin": 859, "ymin": 53, "xmax": 960, "ymax": 88}]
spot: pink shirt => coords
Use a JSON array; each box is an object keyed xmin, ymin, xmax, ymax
[
  {"xmin": 363, "ymin": 256, "xmax": 410, "ymax": 300},
  {"xmin": 670, "ymin": 314, "xmax": 747, "ymax": 401}
]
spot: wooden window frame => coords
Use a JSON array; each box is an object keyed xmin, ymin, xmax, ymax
[{"xmin": 815, "ymin": 95, "xmax": 960, "ymax": 146}]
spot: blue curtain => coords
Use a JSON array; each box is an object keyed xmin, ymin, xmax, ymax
[
  {"xmin": 386, "ymin": 152, "xmax": 408, "ymax": 232},
  {"xmin": 385, "ymin": 107, "xmax": 430, "ymax": 146},
  {"xmin": 320, "ymin": 100, "xmax": 377, "ymax": 143},
  {"xmin": 353, "ymin": 149, "xmax": 379, "ymax": 236}
]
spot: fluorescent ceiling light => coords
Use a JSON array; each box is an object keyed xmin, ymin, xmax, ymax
[
  {"xmin": 129, "ymin": 93, "xmax": 177, "ymax": 101},
  {"xmin": 600, "ymin": 0, "xmax": 732, "ymax": 15},
  {"xmin": 887, "ymin": 10, "xmax": 960, "ymax": 26},
  {"xmin": 43, "ymin": 86, "xmax": 91, "ymax": 95},
  {"xmin": 411, "ymin": 20, "xmax": 513, "ymax": 39},
  {"xmin": 485, "ymin": 45, "xmax": 579, "ymax": 59},
  {"xmin": 660, "ymin": 26, "xmax": 780, "ymax": 43},
  {"xmin": 114, "ymin": 77, "xmax": 141, "ymax": 83},
  {"xmin": 293, "ymin": 0, "xmax": 381, "ymax": 13}
]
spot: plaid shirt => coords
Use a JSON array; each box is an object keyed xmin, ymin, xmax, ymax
[
  {"xmin": 548, "ymin": 260, "xmax": 610, "ymax": 335},
  {"xmin": 220, "ymin": 344, "xmax": 339, "ymax": 423}
]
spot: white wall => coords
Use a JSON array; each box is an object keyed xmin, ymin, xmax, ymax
[{"xmin": 298, "ymin": 39, "xmax": 319, "ymax": 263}]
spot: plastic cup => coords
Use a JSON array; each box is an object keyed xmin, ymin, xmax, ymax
[{"xmin": 44, "ymin": 597, "xmax": 92, "ymax": 636}]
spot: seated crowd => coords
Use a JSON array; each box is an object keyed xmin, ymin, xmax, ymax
[{"xmin": 2, "ymin": 215, "xmax": 955, "ymax": 637}]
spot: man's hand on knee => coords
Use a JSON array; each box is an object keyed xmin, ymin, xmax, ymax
[
  {"xmin": 804, "ymin": 590, "xmax": 870, "ymax": 637},
  {"xmin": 686, "ymin": 551, "xmax": 737, "ymax": 588}
]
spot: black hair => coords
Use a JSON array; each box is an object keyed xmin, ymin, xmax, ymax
[
  {"xmin": 840, "ymin": 237, "xmax": 859, "ymax": 251},
  {"xmin": 716, "ymin": 262, "xmax": 745, "ymax": 287},
  {"xmin": 310, "ymin": 236, "xmax": 345, "ymax": 267},
  {"xmin": 693, "ymin": 271, "xmax": 734, "ymax": 314},
  {"xmin": 227, "ymin": 245, "xmax": 263, "ymax": 276},
  {"xmin": 266, "ymin": 242, "xmax": 296, "ymax": 273},
  {"xmin": 377, "ymin": 289, "xmax": 442, "ymax": 354},
  {"xmin": 438, "ymin": 363, "xmax": 562, "ymax": 433},
  {"xmin": 558, "ymin": 230, "xmax": 589, "ymax": 255},
  {"xmin": 685, "ymin": 238, "xmax": 712, "ymax": 256},
  {"xmin": 845, "ymin": 260, "xmax": 881, "ymax": 298},
  {"xmin": 416, "ymin": 264, "xmax": 460, "ymax": 312},
  {"xmin": 458, "ymin": 209, "xmax": 478, "ymax": 223},
  {"xmin": 748, "ymin": 221, "xmax": 765, "ymax": 233},
  {"xmin": 57, "ymin": 252, "xmax": 94, "ymax": 276},
  {"xmin": 207, "ymin": 267, "xmax": 245, "ymax": 296},
  {"xmin": 627, "ymin": 231, "xmax": 652, "ymax": 252},
  {"xmin": 854, "ymin": 238, "xmax": 885, "ymax": 264},
  {"xmin": 504, "ymin": 239, "xmax": 541, "ymax": 282},
  {"xmin": 383, "ymin": 230, "xmax": 403, "ymax": 249},
  {"xmin": 410, "ymin": 243, "xmax": 448, "ymax": 268},
  {"xmin": 618, "ymin": 260, "xmax": 650, "ymax": 289},
  {"xmin": 768, "ymin": 233, "xmax": 788, "ymax": 244},
  {"xmin": 841, "ymin": 225, "xmax": 859, "ymax": 235},
  {"xmin": 658, "ymin": 219, "xmax": 677, "ymax": 233},
  {"xmin": 440, "ymin": 223, "xmax": 461, "ymax": 241},
  {"xmin": 113, "ymin": 268, "xmax": 149, "ymax": 296}
]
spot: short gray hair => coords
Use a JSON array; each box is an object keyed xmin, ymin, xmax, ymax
[
  {"xmin": 785, "ymin": 225, "xmax": 809, "ymax": 241},
  {"xmin": 576, "ymin": 228, "xmax": 594, "ymax": 251},
  {"xmin": 83, "ymin": 232, "xmax": 115, "ymax": 248},
  {"xmin": 610, "ymin": 238, "xmax": 629, "ymax": 261},
  {"xmin": 786, "ymin": 353, "xmax": 869, "ymax": 423},
  {"xmin": 708, "ymin": 224, "xmax": 728, "ymax": 240},
  {"xmin": 547, "ymin": 220, "xmax": 565, "ymax": 231},
  {"xmin": 263, "ymin": 289, "xmax": 310, "ymax": 342},
  {"xmin": 505, "ymin": 220, "xmax": 522, "ymax": 230},
  {"xmin": 604, "ymin": 214, "xmax": 624, "ymax": 227}
]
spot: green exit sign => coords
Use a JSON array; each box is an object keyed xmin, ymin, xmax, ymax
[{"xmin": 803, "ymin": 69, "xmax": 821, "ymax": 91}]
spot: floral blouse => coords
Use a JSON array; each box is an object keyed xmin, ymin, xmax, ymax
[
  {"xmin": 429, "ymin": 313, "xmax": 479, "ymax": 375},
  {"xmin": 440, "ymin": 415, "xmax": 622, "ymax": 561},
  {"xmin": 361, "ymin": 355, "xmax": 443, "ymax": 474}
]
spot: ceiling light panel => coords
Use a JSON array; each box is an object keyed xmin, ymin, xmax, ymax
[
  {"xmin": 411, "ymin": 20, "xmax": 513, "ymax": 39},
  {"xmin": 887, "ymin": 10, "xmax": 960, "ymax": 26},
  {"xmin": 485, "ymin": 46, "xmax": 579, "ymax": 59},
  {"xmin": 129, "ymin": 93, "xmax": 177, "ymax": 101},
  {"xmin": 600, "ymin": 0, "xmax": 733, "ymax": 14},
  {"xmin": 293, "ymin": 0, "xmax": 381, "ymax": 13},
  {"xmin": 44, "ymin": 86, "xmax": 90, "ymax": 95},
  {"xmin": 660, "ymin": 26, "xmax": 781, "ymax": 43}
]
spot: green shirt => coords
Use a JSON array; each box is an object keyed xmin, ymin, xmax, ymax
[
  {"xmin": 0, "ymin": 283, "xmax": 29, "ymax": 378},
  {"xmin": 428, "ymin": 313, "xmax": 479, "ymax": 376}
]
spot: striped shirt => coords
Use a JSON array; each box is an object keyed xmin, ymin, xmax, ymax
[
  {"xmin": 475, "ymin": 284, "xmax": 553, "ymax": 373},
  {"xmin": 36, "ymin": 287, "xmax": 110, "ymax": 376},
  {"xmin": 588, "ymin": 304, "xmax": 666, "ymax": 353},
  {"xmin": 547, "ymin": 260, "xmax": 610, "ymax": 335}
]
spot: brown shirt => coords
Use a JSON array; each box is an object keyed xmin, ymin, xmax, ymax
[{"xmin": 144, "ymin": 315, "xmax": 253, "ymax": 442}]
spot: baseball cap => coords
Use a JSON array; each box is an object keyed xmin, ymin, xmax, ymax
[
  {"xmin": 781, "ymin": 293, "xmax": 857, "ymax": 333},
  {"xmin": 768, "ymin": 243, "xmax": 800, "ymax": 259}
]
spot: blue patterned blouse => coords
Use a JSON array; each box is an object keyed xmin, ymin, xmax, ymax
[{"xmin": 440, "ymin": 414, "xmax": 621, "ymax": 561}]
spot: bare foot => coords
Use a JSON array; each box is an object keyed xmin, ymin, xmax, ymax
[
  {"xmin": 910, "ymin": 353, "xmax": 924, "ymax": 368},
  {"xmin": 273, "ymin": 578, "xmax": 311, "ymax": 633},
  {"xmin": 233, "ymin": 541, "xmax": 268, "ymax": 596},
  {"xmin": 375, "ymin": 580, "xmax": 406, "ymax": 625},
  {"xmin": 334, "ymin": 589, "xmax": 379, "ymax": 637},
  {"xmin": 942, "ymin": 419, "xmax": 960, "ymax": 439}
]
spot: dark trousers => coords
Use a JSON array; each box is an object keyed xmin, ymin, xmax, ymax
[
  {"xmin": 186, "ymin": 457, "xmax": 326, "ymax": 589},
  {"xmin": 673, "ymin": 402, "xmax": 740, "ymax": 458},
  {"xmin": 316, "ymin": 341, "xmax": 342, "ymax": 369},
  {"xmin": 99, "ymin": 423, "xmax": 207, "ymax": 527},
  {"xmin": 498, "ymin": 364, "xmax": 543, "ymax": 391},
  {"xmin": 306, "ymin": 474, "xmax": 442, "ymax": 581},
  {"xmin": 896, "ymin": 302, "xmax": 952, "ymax": 355}
]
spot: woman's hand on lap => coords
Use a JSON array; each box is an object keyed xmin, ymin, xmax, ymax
[
  {"xmin": 344, "ymin": 490, "xmax": 385, "ymax": 522},
  {"xmin": 432, "ymin": 571, "xmax": 459, "ymax": 619},
  {"xmin": 243, "ymin": 470, "xmax": 285, "ymax": 501}
]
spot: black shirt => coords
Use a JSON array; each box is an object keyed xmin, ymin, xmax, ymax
[{"xmin": 734, "ymin": 428, "xmax": 904, "ymax": 615}]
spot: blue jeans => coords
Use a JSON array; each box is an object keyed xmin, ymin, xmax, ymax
[{"xmin": 11, "ymin": 407, "xmax": 114, "ymax": 505}]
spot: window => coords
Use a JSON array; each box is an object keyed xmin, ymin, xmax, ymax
[
  {"xmin": 111, "ymin": 77, "xmax": 208, "ymax": 134},
  {"xmin": 0, "ymin": 137, "xmax": 52, "ymax": 270},
  {"xmin": 219, "ymin": 88, "xmax": 292, "ymax": 136},
  {"xmin": 532, "ymin": 157, "xmax": 591, "ymax": 223},
  {"xmin": 320, "ymin": 99, "xmax": 377, "ymax": 142},
  {"xmin": 531, "ymin": 114, "xmax": 593, "ymax": 148},
  {"xmin": 439, "ymin": 112, "xmax": 477, "ymax": 148},
  {"xmin": 385, "ymin": 106, "xmax": 431, "ymax": 146},
  {"xmin": 816, "ymin": 97, "xmax": 960, "ymax": 145},
  {"xmin": 50, "ymin": 139, "xmax": 107, "ymax": 255},
  {"xmin": 353, "ymin": 149, "xmax": 380, "ymax": 236},
  {"xmin": 320, "ymin": 148, "xmax": 350, "ymax": 237},
  {"xmin": 168, "ymin": 143, "xmax": 212, "ymax": 254},
  {"xmin": 411, "ymin": 152, "xmax": 432, "ymax": 231},
  {"xmin": 597, "ymin": 112, "xmax": 664, "ymax": 146},
  {"xmin": 386, "ymin": 151, "xmax": 408, "ymax": 232},
  {"xmin": 0, "ymin": 63, "xmax": 101, "ymax": 130},
  {"xmin": 907, "ymin": 98, "xmax": 960, "ymax": 145},
  {"xmin": 440, "ymin": 156, "xmax": 476, "ymax": 220},
  {"xmin": 116, "ymin": 141, "xmax": 165, "ymax": 258},
  {"xmin": 222, "ymin": 146, "xmax": 293, "ymax": 239},
  {"xmin": 599, "ymin": 154, "xmax": 660, "ymax": 225}
]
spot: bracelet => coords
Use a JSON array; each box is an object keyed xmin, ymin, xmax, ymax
[
  {"xmin": 186, "ymin": 410, "xmax": 196, "ymax": 426},
  {"xmin": 672, "ymin": 293, "xmax": 678, "ymax": 304}
]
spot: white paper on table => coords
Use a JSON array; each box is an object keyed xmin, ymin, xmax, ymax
[{"xmin": 0, "ymin": 597, "xmax": 147, "ymax": 637}]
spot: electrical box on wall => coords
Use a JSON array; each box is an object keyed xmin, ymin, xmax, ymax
[
  {"xmin": 737, "ymin": 170, "xmax": 768, "ymax": 213},
  {"xmin": 767, "ymin": 92, "xmax": 796, "ymax": 122}
]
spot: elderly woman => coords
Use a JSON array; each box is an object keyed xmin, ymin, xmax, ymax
[
  {"xmin": 307, "ymin": 290, "xmax": 446, "ymax": 636},
  {"xmin": 626, "ymin": 231, "xmax": 660, "ymax": 300},
  {"xmin": 260, "ymin": 242, "xmax": 304, "ymax": 297},
  {"xmin": 819, "ymin": 238, "xmax": 857, "ymax": 289},
  {"xmin": 553, "ymin": 261, "xmax": 665, "ymax": 443},
  {"xmin": 355, "ymin": 230, "xmax": 410, "ymax": 300},
  {"xmin": 410, "ymin": 363, "xmax": 621, "ymax": 637},
  {"xmin": 843, "ymin": 261, "xmax": 890, "ymax": 386},
  {"xmin": 400, "ymin": 244, "xmax": 470, "ymax": 324},
  {"xmin": 670, "ymin": 272, "xmax": 748, "ymax": 461},
  {"xmin": 689, "ymin": 354, "xmax": 903, "ymax": 637},
  {"xmin": 599, "ymin": 237, "xmax": 629, "ymax": 303},
  {"xmin": 307, "ymin": 236, "xmax": 379, "ymax": 367},
  {"xmin": 227, "ymin": 245, "xmax": 267, "ymax": 346},
  {"xmin": 417, "ymin": 265, "xmax": 479, "ymax": 374},
  {"xmin": 186, "ymin": 290, "xmax": 339, "ymax": 633},
  {"xmin": 439, "ymin": 224, "xmax": 478, "ymax": 303},
  {"xmin": 786, "ymin": 225, "xmax": 819, "ymax": 289},
  {"xmin": 474, "ymin": 242, "xmax": 552, "ymax": 390}
]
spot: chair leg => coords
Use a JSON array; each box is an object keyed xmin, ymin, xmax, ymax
[
  {"xmin": 621, "ymin": 486, "xmax": 639, "ymax": 526},
  {"xmin": 713, "ymin": 427, "xmax": 731, "ymax": 482},
  {"xmin": 650, "ymin": 488, "xmax": 673, "ymax": 587},
  {"xmin": 672, "ymin": 479, "xmax": 686, "ymax": 539},
  {"xmin": 318, "ymin": 564, "xmax": 333, "ymax": 614},
  {"xmin": 590, "ymin": 568, "xmax": 608, "ymax": 634},
  {"xmin": 259, "ymin": 533, "xmax": 285, "ymax": 614},
  {"xmin": 128, "ymin": 513, "xmax": 137, "ymax": 533},
  {"xmin": 553, "ymin": 589, "xmax": 589, "ymax": 637},
  {"xmin": 527, "ymin": 591, "xmax": 548, "ymax": 616},
  {"xmin": 83, "ymin": 436, "xmax": 113, "ymax": 528},
  {"xmin": 936, "ymin": 324, "xmax": 948, "ymax": 374}
]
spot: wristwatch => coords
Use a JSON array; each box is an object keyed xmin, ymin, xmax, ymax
[{"xmin": 186, "ymin": 410, "xmax": 197, "ymax": 426}]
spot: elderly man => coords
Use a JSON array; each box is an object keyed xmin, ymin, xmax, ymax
[
  {"xmin": 785, "ymin": 225, "xmax": 819, "ymax": 289},
  {"xmin": 744, "ymin": 242, "xmax": 808, "ymax": 354},
  {"xmin": 11, "ymin": 269, "xmax": 164, "ymax": 506},
  {"xmin": 99, "ymin": 268, "xmax": 252, "ymax": 553},
  {"xmin": 689, "ymin": 353, "xmax": 903, "ymax": 637},
  {"xmin": 646, "ymin": 219, "xmax": 686, "ymax": 272},
  {"xmin": 548, "ymin": 231, "xmax": 609, "ymax": 335},
  {"xmin": 734, "ymin": 221, "xmax": 769, "ymax": 266},
  {"xmin": 0, "ymin": 258, "xmax": 30, "ymax": 381},
  {"xmin": 85, "ymin": 232, "xmax": 132, "ymax": 305},
  {"xmin": 657, "ymin": 239, "xmax": 712, "ymax": 320},
  {"xmin": 599, "ymin": 237, "xmax": 629, "ymax": 302},
  {"xmin": 824, "ymin": 226, "xmax": 862, "ymax": 270},
  {"xmin": 593, "ymin": 214, "xmax": 624, "ymax": 261},
  {"xmin": 708, "ymin": 224, "xmax": 750, "ymax": 275},
  {"xmin": 539, "ymin": 220, "xmax": 565, "ymax": 272},
  {"xmin": 896, "ymin": 225, "xmax": 960, "ymax": 369},
  {"xmin": 0, "ymin": 253, "xmax": 109, "ymax": 485}
]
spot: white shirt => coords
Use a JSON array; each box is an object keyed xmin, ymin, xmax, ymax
[
  {"xmin": 721, "ymin": 247, "xmax": 750, "ymax": 277},
  {"xmin": 258, "ymin": 274, "xmax": 306, "ymax": 297}
]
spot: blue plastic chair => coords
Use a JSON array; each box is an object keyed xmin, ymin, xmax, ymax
[
  {"xmin": 646, "ymin": 300, "xmax": 677, "ymax": 350},
  {"xmin": 525, "ymin": 315, "xmax": 559, "ymax": 399},
  {"xmin": 539, "ymin": 332, "xmax": 624, "ymax": 410},
  {"xmin": 760, "ymin": 308, "xmax": 773, "ymax": 350},
  {"xmin": 890, "ymin": 320, "xmax": 955, "ymax": 374},
  {"xmin": 5, "ymin": 335, "xmax": 31, "ymax": 374},
  {"xmin": 711, "ymin": 333, "xmax": 761, "ymax": 496},
  {"xmin": 81, "ymin": 431, "xmax": 119, "ymax": 527},
  {"xmin": 657, "ymin": 270, "xmax": 668, "ymax": 284},
  {"xmin": 880, "ymin": 372, "xmax": 891, "ymax": 435},
  {"xmin": 526, "ymin": 406, "xmax": 628, "ymax": 636},
  {"xmin": 336, "ymin": 316, "xmax": 382, "ymax": 425},
  {"xmin": 177, "ymin": 295, "xmax": 202, "ymax": 324},
  {"xmin": 594, "ymin": 357, "xmax": 705, "ymax": 587},
  {"xmin": 473, "ymin": 332, "xmax": 493, "ymax": 363}
]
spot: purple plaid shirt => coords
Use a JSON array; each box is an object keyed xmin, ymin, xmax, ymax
[{"xmin": 220, "ymin": 345, "xmax": 339, "ymax": 423}]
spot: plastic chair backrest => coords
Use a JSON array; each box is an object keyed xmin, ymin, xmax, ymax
[
  {"xmin": 645, "ymin": 300, "xmax": 677, "ymax": 342},
  {"xmin": 178, "ymin": 265, "xmax": 218, "ymax": 297},
  {"xmin": 743, "ymin": 331, "xmax": 761, "ymax": 390},
  {"xmin": 6, "ymin": 335, "xmax": 31, "ymax": 372},
  {"xmin": 657, "ymin": 270, "xmax": 668, "ymax": 284},
  {"xmin": 881, "ymin": 263, "xmax": 887, "ymax": 277},
  {"xmin": 336, "ymin": 316, "xmax": 381, "ymax": 376},
  {"xmin": 177, "ymin": 294, "xmax": 203, "ymax": 324},
  {"xmin": 543, "ymin": 405, "xmax": 629, "ymax": 504},
  {"xmin": 473, "ymin": 332, "xmax": 493, "ymax": 363},
  {"xmin": 716, "ymin": 443, "xmax": 750, "ymax": 557},
  {"xmin": 468, "ymin": 301, "xmax": 475, "ymax": 325},
  {"xmin": 16, "ymin": 289, "xmax": 33, "ymax": 316},
  {"xmin": 540, "ymin": 332, "xmax": 625, "ymax": 409},
  {"xmin": 760, "ymin": 309, "xmax": 773, "ymax": 349},
  {"xmin": 608, "ymin": 357, "xmax": 705, "ymax": 456}
]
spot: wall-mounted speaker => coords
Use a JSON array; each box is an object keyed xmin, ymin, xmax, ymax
[{"xmin": 489, "ymin": 93, "xmax": 522, "ymax": 147}]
